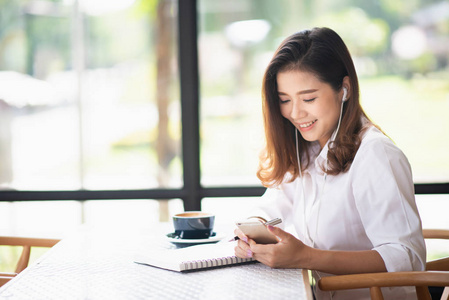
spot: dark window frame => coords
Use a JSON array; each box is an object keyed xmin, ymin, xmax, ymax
[{"xmin": 0, "ymin": 0, "xmax": 448, "ymax": 209}]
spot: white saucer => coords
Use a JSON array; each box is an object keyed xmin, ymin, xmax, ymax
[{"xmin": 166, "ymin": 232, "xmax": 224, "ymax": 245}]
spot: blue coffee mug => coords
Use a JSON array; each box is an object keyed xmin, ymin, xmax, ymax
[{"xmin": 173, "ymin": 212, "xmax": 215, "ymax": 239}]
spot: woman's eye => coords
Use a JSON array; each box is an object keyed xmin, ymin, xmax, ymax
[
  {"xmin": 279, "ymin": 99, "xmax": 290, "ymax": 104},
  {"xmin": 304, "ymin": 97, "xmax": 316, "ymax": 102}
]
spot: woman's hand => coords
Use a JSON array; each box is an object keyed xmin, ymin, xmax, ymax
[
  {"xmin": 234, "ymin": 225, "xmax": 312, "ymax": 269},
  {"xmin": 233, "ymin": 227, "xmax": 254, "ymax": 259},
  {"xmin": 235, "ymin": 225, "xmax": 387, "ymax": 274},
  {"xmin": 251, "ymin": 225, "xmax": 311, "ymax": 269}
]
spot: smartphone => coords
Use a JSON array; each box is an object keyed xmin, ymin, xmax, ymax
[{"xmin": 235, "ymin": 219, "xmax": 280, "ymax": 244}]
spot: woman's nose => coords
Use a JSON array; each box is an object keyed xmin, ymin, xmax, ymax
[{"xmin": 290, "ymin": 100, "xmax": 306, "ymax": 120}]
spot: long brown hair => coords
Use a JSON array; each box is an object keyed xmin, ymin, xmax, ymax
[{"xmin": 257, "ymin": 27, "xmax": 370, "ymax": 187}]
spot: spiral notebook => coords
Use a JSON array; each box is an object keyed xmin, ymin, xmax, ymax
[{"xmin": 134, "ymin": 242, "xmax": 255, "ymax": 272}]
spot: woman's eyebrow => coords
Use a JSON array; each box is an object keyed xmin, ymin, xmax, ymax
[{"xmin": 277, "ymin": 89, "xmax": 318, "ymax": 95}]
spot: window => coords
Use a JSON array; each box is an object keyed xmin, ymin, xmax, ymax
[
  {"xmin": 0, "ymin": 0, "xmax": 180, "ymax": 191},
  {"xmin": 0, "ymin": 0, "xmax": 448, "ymax": 239},
  {"xmin": 0, "ymin": 0, "xmax": 185, "ymax": 236}
]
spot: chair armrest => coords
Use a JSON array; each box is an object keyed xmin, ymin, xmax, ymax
[{"xmin": 318, "ymin": 271, "xmax": 449, "ymax": 291}]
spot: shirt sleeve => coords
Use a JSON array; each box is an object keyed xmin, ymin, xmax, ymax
[{"xmin": 351, "ymin": 133, "xmax": 426, "ymax": 272}]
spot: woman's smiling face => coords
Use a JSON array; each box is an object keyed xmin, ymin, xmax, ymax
[{"xmin": 277, "ymin": 70, "xmax": 346, "ymax": 149}]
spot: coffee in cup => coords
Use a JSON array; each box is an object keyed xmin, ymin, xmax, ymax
[{"xmin": 172, "ymin": 211, "xmax": 215, "ymax": 239}]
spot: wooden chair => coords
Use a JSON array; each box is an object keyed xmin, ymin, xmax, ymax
[
  {"xmin": 318, "ymin": 229, "xmax": 449, "ymax": 300},
  {"xmin": 0, "ymin": 273, "xmax": 16, "ymax": 289},
  {"xmin": 0, "ymin": 236, "xmax": 60, "ymax": 287}
]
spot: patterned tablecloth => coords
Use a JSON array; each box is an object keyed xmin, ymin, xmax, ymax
[{"xmin": 0, "ymin": 227, "xmax": 312, "ymax": 300}]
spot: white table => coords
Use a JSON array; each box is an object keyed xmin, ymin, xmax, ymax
[{"xmin": 0, "ymin": 226, "xmax": 312, "ymax": 300}]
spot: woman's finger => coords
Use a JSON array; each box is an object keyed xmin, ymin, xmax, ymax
[{"xmin": 234, "ymin": 228, "xmax": 249, "ymax": 243}]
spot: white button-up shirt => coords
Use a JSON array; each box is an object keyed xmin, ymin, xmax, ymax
[{"xmin": 254, "ymin": 125, "xmax": 426, "ymax": 300}]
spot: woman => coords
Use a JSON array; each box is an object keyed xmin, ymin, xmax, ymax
[{"xmin": 234, "ymin": 27, "xmax": 426, "ymax": 299}]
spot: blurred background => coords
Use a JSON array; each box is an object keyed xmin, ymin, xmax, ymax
[{"xmin": 0, "ymin": 0, "xmax": 448, "ymax": 268}]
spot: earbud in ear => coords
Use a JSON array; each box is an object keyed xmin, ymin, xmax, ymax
[{"xmin": 342, "ymin": 87, "xmax": 348, "ymax": 103}]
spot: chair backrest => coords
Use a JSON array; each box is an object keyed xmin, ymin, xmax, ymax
[{"xmin": 0, "ymin": 236, "xmax": 60, "ymax": 275}]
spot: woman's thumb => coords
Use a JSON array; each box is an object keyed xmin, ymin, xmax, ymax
[{"xmin": 267, "ymin": 225, "xmax": 289, "ymax": 242}]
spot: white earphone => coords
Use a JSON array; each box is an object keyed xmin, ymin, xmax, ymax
[
  {"xmin": 342, "ymin": 87, "xmax": 348, "ymax": 103},
  {"xmin": 341, "ymin": 87, "xmax": 348, "ymax": 102}
]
